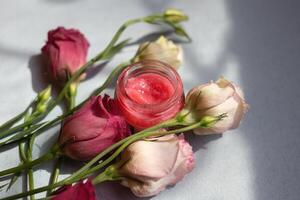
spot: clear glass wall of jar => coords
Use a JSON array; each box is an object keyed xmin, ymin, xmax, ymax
[{"xmin": 116, "ymin": 60, "xmax": 184, "ymax": 130}]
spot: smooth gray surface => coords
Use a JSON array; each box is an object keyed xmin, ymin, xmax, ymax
[{"xmin": 0, "ymin": 0, "xmax": 300, "ymax": 200}]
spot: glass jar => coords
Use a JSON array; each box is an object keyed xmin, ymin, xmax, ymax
[{"xmin": 116, "ymin": 60, "xmax": 184, "ymax": 130}]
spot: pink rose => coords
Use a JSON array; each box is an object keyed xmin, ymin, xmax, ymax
[
  {"xmin": 184, "ymin": 77, "xmax": 249, "ymax": 134},
  {"xmin": 51, "ymin": 179, "xmax": 97, "ymax": 200},
  {"xmin": 59, "ymin": 95, "xmax": 131, "ymax": 161},
  {"xmin": 41, "ymin": 27, "xmax": 90, "ymax": 84},
  {"xmin": 117, "ymin": 134, "xmax": 195, "ymax": 197}
]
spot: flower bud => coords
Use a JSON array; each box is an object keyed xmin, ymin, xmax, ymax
[
  {"xmin": 163, "ymin": 9, "xmax": 189, "ymax": 23},
  {"xmin": 38, "ymin": 85, "xmax": 52, "ymax": 103},
  {"xmin": 184, "ymin": 77, "xmax": 248, "ymax": 134},
  {"xmin": 116, "ymin": 134, "xmax": 195, "ymax": 197},
  {"xmin": 133, "ymin": 36, "xmax": 183, "ymax": 69},
  {"xmin": 68, "ymin": 82, "xmax": 77, "ymax": 97},
  {"xmin": 41, "ymin": 27, "xmax": 90, "ymax": 85},
  {"xmin": 36, "ymin": 104, "xmax": 47, "ymax": 115},
  {"xmin": 59, "ymin": 95, "xmax": 131, "ymax": 161}
]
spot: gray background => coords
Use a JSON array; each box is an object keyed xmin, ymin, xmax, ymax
[{"xmin": 0, "ymin": 0, "xmax": 300, "ymax": 200}]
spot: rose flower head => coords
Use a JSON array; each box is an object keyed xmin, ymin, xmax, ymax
[
  {"xmin": 115, "ymin": 134, "xmax": 195, "ymax": 197},
  {"xmin": 51, "ymin": 179, "xmax": 96, "ymax": 200},
  {"xmin": 133, "ymin": 36, "xmax": 183, "ymax": 69},
  {"xmin": 182, "ymin": 77, "xmax": 249, "ymax": 134},
  {"xmin": 59, "ymin": 95, "xmax": 131, "ymax": 161},
  {"xmin": 41, "ymin": 27, "xmax": 90, "ymax": 84}
]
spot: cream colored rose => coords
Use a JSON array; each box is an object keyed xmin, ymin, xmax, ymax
[
  {"xmin": 133, "ymin": 36, "xmax": 183, "ymax": 69},
  {"xmin": 184, "ymin": 77, "xmax": 249, "ymax": 134}
]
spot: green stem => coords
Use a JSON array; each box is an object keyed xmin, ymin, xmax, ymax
[
  {"xmin": 0, "ymin": 16, "xmax": 131, "ymax": 139},
  {"xmin": 47, "ymin": 157, "xmax": 62, "ymax": 195},
  {"xmin": 69, "ymin": 96, "xmax": 76, "ymax": 111},
  {"xmin": 47, "ymin": 82, "xmax": 77, "ymax": 194},
  {"xmin": 27, "ymin": 134, "xmax": 36, "ymax": 200},
  {"xmin": 80, "ymin": 117, "xmax": 223, "ymax": 181},
  {"xmin": 1, "ymin": 181, "xmax": 63, "ymax": 200},
  {"xmin": 5, "ymin": 142, "xmax": 27, "ymax": 190},
  {"xmin": 0, "ymin": 62, "xmax": 129, "ymax": 148},
  {"xmin": 0, "ymin": 10, "xmax": 192, "ymax": 199},
  {"xmin": 0, "ymin": 11, "xmax": 189, "ymax": 142},
  {"xmin": 19, "ymin": 141, "xmax": 27, "ymax": 162},
  {"xmin": 1, "ymin": 115, "xmax": 221, "ymax": 200},
  {"xmin": 0, "ymin": 58, "xmax": 93, "ymax": 139},
  {"xmin": 0, "ymin": 146, "xmax": 58, "ymax": 177},
  {"xmin": 0, "ymin": 119, "xmax": 181, "ymax": 200},
  {"xmin": 65, "ymin": 82, "xmax": 77, "ymax": 111},
  {"xmin": 28, "ymin": 168, "xmax": 35, "ymax": 200},
  {"xmin": 6, "ymin": 111, "xmax": 38, "ymax": 194},
  {"xmin": 0, "ymin": 121, "xmax": 54, "ymax": 147},
  {"xmin": 0, "ymin": 117, "xmax": 42, "ymax": 140},
  {"xmin": 0, "ymin": 100, "xmax": 34, "ymax": 132},
  {"xmin": 0, "ymin": 38, "xmax": 117, "ymax": 140},
  {"xmin": 0, "ymin": 112, "xmax": 26, "ymax": 132},
  {"xmin": 92, "ymin": 170, "xmax": 112, "ymax": 185},
  {"xmin": 63, "ymin": 118, "xmax": 179, "ymax": 184},
  {"xmin": 88, "ymin": 61, "xmax": 130, "ymax": 98}
]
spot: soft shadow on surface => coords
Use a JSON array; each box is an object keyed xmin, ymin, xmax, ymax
[
  {"xmin": 127, "ymin": 30, "xmax": 190, "ymax": 47},
  {"xmin": 141, "ymin": 0, "xmax": 300, "ymax": 200},
  {"xmin": 140, "ymin": 0, "xmax": 173, "ymax": 12},
  {"xmin": 224, "ymin": 0, "xmax": 300, "ymax": 200},
  {"xmin": 27, "ymin": 55, "xmax": 111, "ymax": 98},
  {"xmin": 28, "ymin": 55, "xmax": 49, "ymax": 94},
  {"xmin": 59, "ymin": 157, "xmax": 85, "ymax": 176},
  {"xmin": 0, "ymin": 173, "xmax": 13, "ymax": 184},
  {"xmin": 84, "ymin": 61, "xmax": 108, "ymax": 81},
  {"xmin": 0, "ymin": 140, "xmax": 24, "ymax": 154},
  {"xmin": 0, "ymin": 43, "xmax": 34, "ymax": 59},
  {"xmin": 97, "ymin": 181, "xmax": 152, "ymax": 200},
  {"xmin": 167, "ymin": 0, "xmax": 300, "ymax": 199},
  {"xmin": 44, "ymin": 0, "xmax": 81, "ymax": 4},
  {"xmin": 185, "ymin": 132, "xmax": 223, "ymax": 153},
  {"xmin": 35, "ymin": 130, "xmax": 60, "ymax": 157}
]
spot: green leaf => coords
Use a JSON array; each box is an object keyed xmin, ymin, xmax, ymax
[
  {"xmin": 162, "ymin": 21, "xmax": 191, "ymax": 41},
  {"xmin": 0, "ymin": 122, "xmax": 47, "ymax": 147}
]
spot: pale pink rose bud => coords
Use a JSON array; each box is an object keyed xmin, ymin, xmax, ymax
[
  {"xmin": 184, "ymin": 77, "xmax": 249, "ymax": 134},
  {"xmin": 163, "ymin": 9, "xmax": 189, "ymax": 23},
  {"xmin": 59, "ymin": 95, "xmax": 131, "ymax": 161},
  {"xmin": 117, "ymin": 134, "xmax": 195, "ymax": 197},
  {"xmin": 41, "ymin": 27, "xmax": 90, "ymax": 84}
]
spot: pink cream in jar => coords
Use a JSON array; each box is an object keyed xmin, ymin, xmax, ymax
[{"xmin": 116, "ymin": 60, "xmax": 184, "ymax": 130}]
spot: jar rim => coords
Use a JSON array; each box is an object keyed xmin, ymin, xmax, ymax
[{"xmin": 116, "ymin": 60, "xmax": 184, "ymax": 113}]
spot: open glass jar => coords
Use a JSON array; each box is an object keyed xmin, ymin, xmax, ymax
[{"xmin": 116, "ymin": 60, "xmax": 184, "ymax": 130}]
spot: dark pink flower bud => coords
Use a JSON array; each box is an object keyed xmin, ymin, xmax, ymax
[
  {"xmin": 59, "ymin": 95, "xmax": 131, "ymax": 161},
  {"xmin": 51, "ymin": 179, "xmax": 97, "ymax": 200},
  {"xmin": 41, "ymin": 27, "xmax": 90, "ymax": 84}
]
